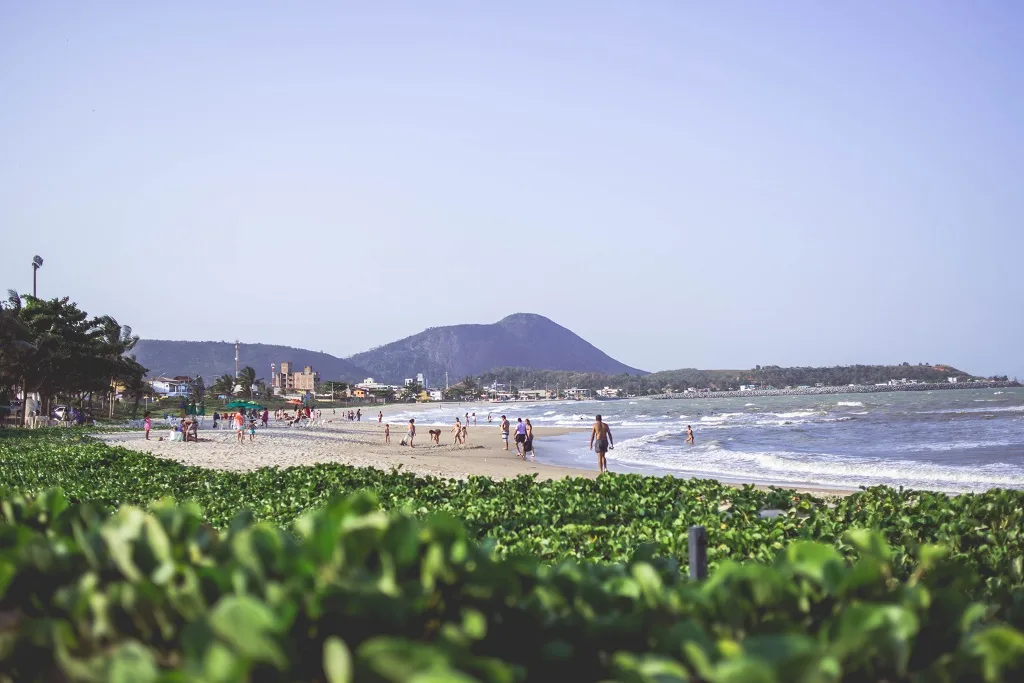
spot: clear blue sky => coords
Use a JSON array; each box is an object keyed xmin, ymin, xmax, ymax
[{"xmin": 2, "ymin": 1, "xmax": 1022, "ymax": 377}]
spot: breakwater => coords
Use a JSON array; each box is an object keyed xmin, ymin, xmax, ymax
[{"xmin": 656, "ymin": 380, "xmax": 1020, "ymax": 400}]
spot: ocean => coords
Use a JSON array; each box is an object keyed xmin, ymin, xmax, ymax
[{"xmin": 381, "ymin": 387, "xmax": 1024, "ymax": 493}]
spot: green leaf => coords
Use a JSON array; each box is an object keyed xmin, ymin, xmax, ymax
[
  {"xmin": 209, "ymin": 595, "xmax": 286, "ymax": 669},
  {"xmin": 323, "ymin": 636, "xmax": 352, "ymax": 683}
]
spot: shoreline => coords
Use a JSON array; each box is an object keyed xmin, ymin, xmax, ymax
[{"xmin": 95, "ymin": 420, "xmax": 857, "ymax": 496}]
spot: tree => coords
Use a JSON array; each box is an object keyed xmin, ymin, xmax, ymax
[
  {"xmin": 401, "ymin": 383, "xmax": 424, "ymax": 401},
  {"xmin": 211, "ymin": 375, "xmax": 236, "ymax": 398},
  {"xmin": 237, "ymin": 366, "xmax": 262, "ymax": 399}
]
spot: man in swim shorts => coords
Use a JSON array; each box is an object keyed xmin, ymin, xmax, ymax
[
  {"xmin": 500, "ymin": 415, "xmax": 510, "ymax": 451},
  {"xmin": 589, "ymin": 414, "xmax": 613, "ymax": 474},
  {"xmin": 514, "ymin": 417, "xmax": 527, "ymax": 457}
]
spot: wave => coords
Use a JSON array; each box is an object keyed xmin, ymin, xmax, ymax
[
  {"xmin": 916, "ymin": 405, "xmax": 1024, "ymax": 415},
  {"xmin": 837, "ymin": 401, "xmax": 864, "ymax": 407},
  {"xmin": 605, "ymin": 442, "xmax": 1024, "ymax": 492}
]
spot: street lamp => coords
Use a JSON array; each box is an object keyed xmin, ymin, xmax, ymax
[{"xmin": 31, "ymin": 255, "xmax": 43, "ymax": 297}]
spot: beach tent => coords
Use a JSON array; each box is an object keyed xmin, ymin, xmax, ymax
[{"xmin": 225, "ymin": 400, "xmax": 264, "ymax": 410}]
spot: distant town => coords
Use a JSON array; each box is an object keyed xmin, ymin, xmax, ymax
[{"xmin": 141, "ymin": 360, "xmax": 1021, "ymax": 406}]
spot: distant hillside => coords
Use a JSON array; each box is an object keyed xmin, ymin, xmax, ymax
[
  {"xmin": 348, "ymin": 313, "xmax": 645, "ymax": 384},
  {"xmin": 131, "ymin": 340, "xmax": 369, "ymax": 383}
]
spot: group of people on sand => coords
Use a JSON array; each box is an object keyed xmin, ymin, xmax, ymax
[
  {"xmin": 497, "ymin": 415, "xmax": 536, "ymax": 460},
  {"xmin": 144, "ymin": 409, "xmax": 259, "ymax": 444}
]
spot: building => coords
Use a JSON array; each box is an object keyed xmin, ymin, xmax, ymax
[
  {"xmin": 150, "ymin": 376, "xmax": 193, "ymax": 398},
  {"xmin": 518, "ymin": 388, "xmax": 552, "ymax": 400},
  {"xmin": 947, "ymin": 377, "xmax": 958, "ymax": 383},
  {"xmin": 416, "ymin": 373, "xmax": 427, "ymax": 388},
  {"xmin": 271, "ymin": 362, "xmax": 318, "ymax": 394},
  {"xmin": 596, "ymin": 387, "xmax": 620, "ymax": 398},
  {"xmin": 565, "ymin": 387, "xmax": 593, "ymax": 399},
  {"xmin": 429, "ymin": 390, "xmax": 444, "ymax": 401},
  {"xmin": 356, "ymin": 377, "xmax": 394, "ymax": 392}
]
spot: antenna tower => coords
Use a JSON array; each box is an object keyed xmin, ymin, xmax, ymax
[{"xmin": 234, "ymin": 340, "xmax": 239, "ymax": 378}]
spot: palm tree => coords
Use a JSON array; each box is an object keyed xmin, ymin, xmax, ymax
[
  {"xmin": 237, "ymin": 366, "xmax": 262, "ymax": 399},
  {"xmin": 211, "ymin": 374, "xmax": 236, "ymax": 398}
]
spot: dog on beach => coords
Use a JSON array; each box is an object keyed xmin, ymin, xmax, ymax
[{"xmin": 428, "ymin": 429, "xmax": 442, "ymax": 444}]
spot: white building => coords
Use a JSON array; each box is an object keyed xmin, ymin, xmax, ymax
[
  {"xmin": 417, "ymin": 373, "xmax": 426, "ymax": 388},
  {"xmin": 948, "ymin": 376, "xmax": 958, "ymax": 383},
  {"xmin": 357, "ymin": 378, "xmax": 393, "ymax": 392},
  {"xmin": 596, "ymin": 386, "xmax": 620, "ymax": 398},
  {"xmin": 150, "ymin": 376, "xmax": 193, "ymax": 398},
  {"xmin": 429, "ymin": 390, "xmax": 444, "ymax": 401}
]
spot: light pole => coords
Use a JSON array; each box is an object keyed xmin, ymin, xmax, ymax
[{"xmin": 31, "ymin": 255, "xmax": 43, "ymax": 297}]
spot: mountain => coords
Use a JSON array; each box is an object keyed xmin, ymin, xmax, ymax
[
  {"xmin": 131, "ymin": 340, "xmax": 369, "ymax": 383},
  {"xmin": 348, "ymin": 313, "xmax": 645, "ymax": 384}
]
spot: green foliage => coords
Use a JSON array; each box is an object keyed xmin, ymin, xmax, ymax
[
  {"xmin": 2, "ymin": 431, "xmax": 1024, "ymax": 679},
  {"xmin": 1, "ymin": 486, "xmax": 1022, "ymax": 681},
  {"xmin": 0, "ymin": 293, "xmax": 148, "ymax": 420}
]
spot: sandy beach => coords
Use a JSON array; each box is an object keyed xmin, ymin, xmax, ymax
[
  {"xmin": 99, "ymin": 418, "xmax": 597, "ymax": 481},
  {"xmin": 97, "ymin": 412, "xmax": 857, "ymax": 496}
]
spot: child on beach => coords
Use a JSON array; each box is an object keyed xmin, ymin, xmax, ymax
[
  {"xmin": 384, "ymin": 423, "xmax": 390, "ymax": 444},
  {"xmin": 248, "ymin": 419, "xmax": 257, "ymax": 442},
  {"xmin": 144, "ymin": 411, "xmax": 151, "ymax": 440}
]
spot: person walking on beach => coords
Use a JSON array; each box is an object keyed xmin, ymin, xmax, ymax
[
  {"xmin": 686, "ymin": 425, "xmax": 694, "ymax": 444},
  {"xmin": 524, "ymin": 418, "xmax": 535, "ymax": 461},
  {"xmin": 234, "ymin": 410, "xmax": 245, "ymax": 443},
  {"xmin": 248, "ymin": 419, "xmax": 257, "ymax": 442},
  {"xmin": 451, "ymin": 418, "xmax": 463, "ymax": 445},
  {"xmin": 378, "ymin": 411, "xmax": 383, "ymax": 423},
  {"xmin": 144, "ymin": 411, "xmax": 152, "ymax": 440},
  {"xmin": 514, "ymin": 418, "xmax": 527, "ymax": 457},
  {"xmin": 407, "ymin": 419, "xmax": 416, "ymax": 447},
  {"xmin": 589, "ymin": 414, "xmax": 613, "ymax": 474},
  {"xmin": 384, "ymin": 423, "xmax": 390, "ymax": 445},
  {"xmin": 357, "ymin": 409, "xmax": 362, "ymax": 421},
  {"xmin": 262, "ymin": 408, "xmax": 269, "ymax": 428},
  {"xmin": 212, "ymin": 411, "xmax": 219, "ymax": 430},
  {"xmin": 500, "ymin": 415, "xmax": 510, "ymax": 450}
]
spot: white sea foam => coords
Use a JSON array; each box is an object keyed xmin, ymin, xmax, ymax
[
  {"xmin": 837, "ymin": 401, "xmax": 864, "ymax": 407},
  {"xmin": 604, "ymin": 440, "xmax": 1024, "ymax": 492}
]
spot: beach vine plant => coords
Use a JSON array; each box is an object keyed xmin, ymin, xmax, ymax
[{"xmin": 1, "ymin": 429, "xmax": 1024, "ymax": 680}]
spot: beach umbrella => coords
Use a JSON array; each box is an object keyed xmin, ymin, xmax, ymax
[{"xmin": 225, "ymin": 400, "xmax": 264, "ymax": 410}]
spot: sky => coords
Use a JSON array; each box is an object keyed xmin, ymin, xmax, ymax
[{"xmin": 2, "ymin": 1, "xmax": 1022, "ymax": 378}]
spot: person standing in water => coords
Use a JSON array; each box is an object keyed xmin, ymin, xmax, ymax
[
  {"xmin": 514, "ymin": 418, "xmax": 527, "ymax": 457},
  {"xmin": 524, "ymin": 419, "xmax": 535, "ymax": 461},
  {"xmin": 589, "ymin": 414, "xmax": 613, "ymax": 474},
  {"xmin": 686, "ymin": 425, "xmax": 694, "ymax": 444}
]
